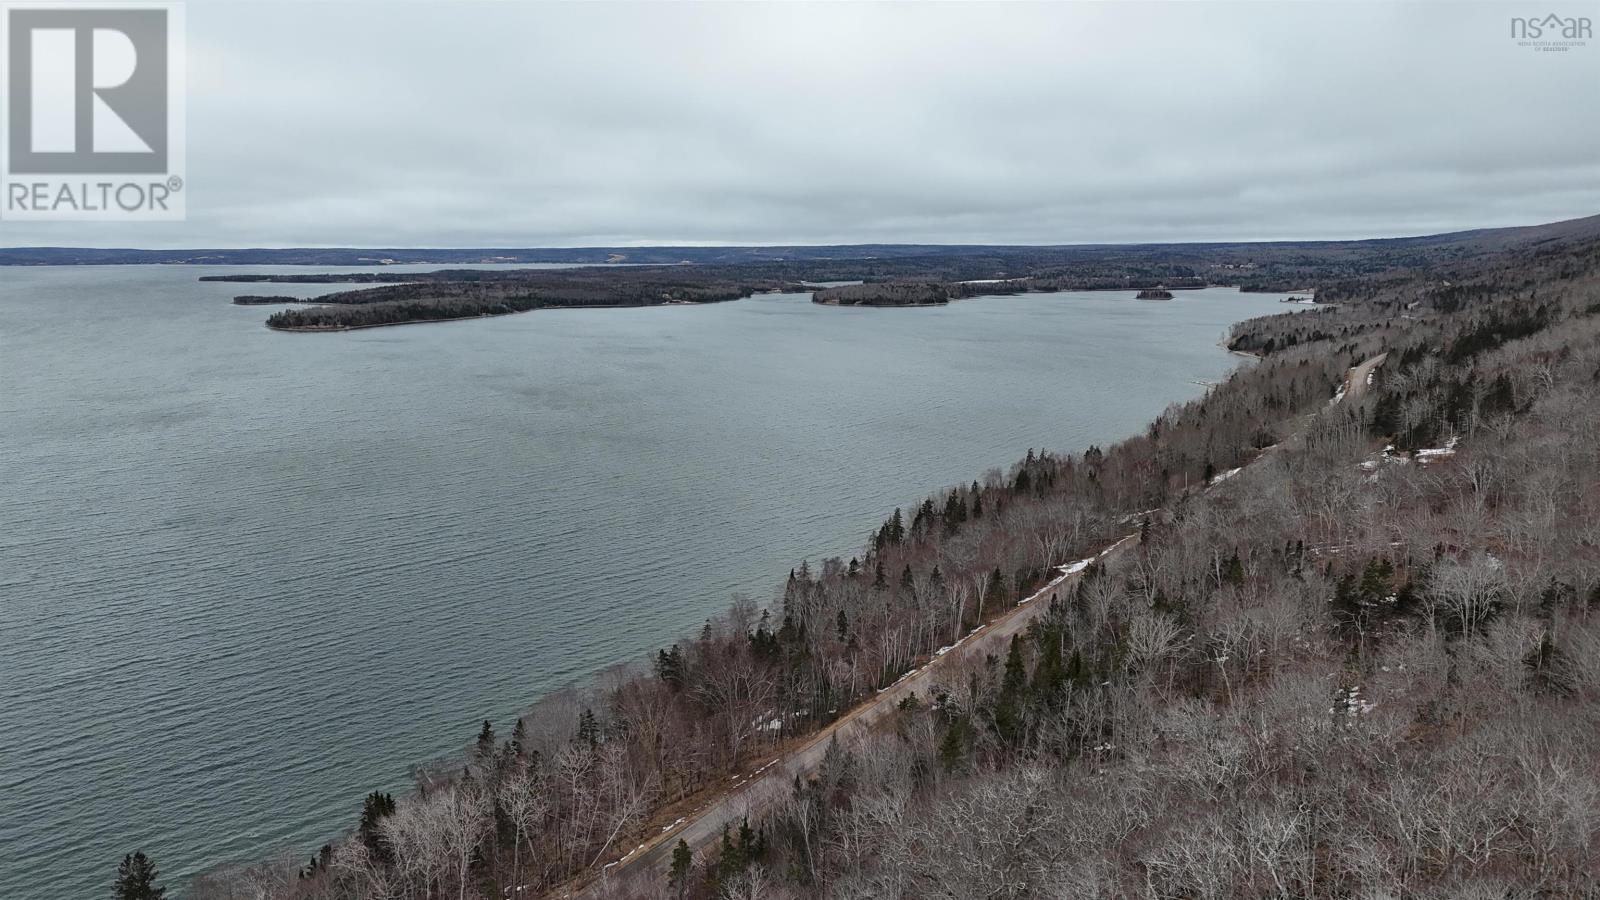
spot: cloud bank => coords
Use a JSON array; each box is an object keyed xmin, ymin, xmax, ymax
[{"xmin": 3, "ymin": 1, "xmax": 1597, "ymax": 248}]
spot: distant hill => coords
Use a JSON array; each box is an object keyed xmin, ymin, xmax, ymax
[
  {"xmin": 4, "ymin": 213, "xmax": 1598, "ymax": 266},
  {"xmin": 0, "ymin": 244, "xmax": 1002, "ymax": 266}
]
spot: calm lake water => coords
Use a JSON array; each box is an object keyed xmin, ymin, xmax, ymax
[{"xmin": 0, "ymin": 266, "xmax": 1296, "ymax": 898}]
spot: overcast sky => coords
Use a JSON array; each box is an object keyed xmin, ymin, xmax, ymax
[{"xmin": 3, "ymin": 0, "xmax": 1598, "ymax": 248}]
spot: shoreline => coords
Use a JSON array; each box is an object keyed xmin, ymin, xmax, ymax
[
  {"xmin": 267, "ymin": 307, "xmax": 541, "ymax": 333},
  {"xmin": 258, "ymin": 282, "xmax": 1287, "ymax": 331},
  {"xmin": 264, "ymin": 298, "xmax": 729, "ymax": 332},
  {"xmin": 569, "ymin": 344, "xmax": 1389, "ymax": 895}
]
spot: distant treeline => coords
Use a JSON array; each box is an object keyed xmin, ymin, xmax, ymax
[
  {"xmin": 1238, "ymin": 278, "xmax": 1313, "ymax": 292},
  {"xmin": 812, "ymin": 278, "xmax": 1198, "ymax": 308},
  {"xmin": 812, "ymin": 282, "xmax": 949, "ymax": 306},
  {"xmin": 205, "ymin": 273, "xmax": 413, "ymax": 285},
  {"xmin": 1028, "ymin": 274, "xmax": 1209, "ymax": 291}
]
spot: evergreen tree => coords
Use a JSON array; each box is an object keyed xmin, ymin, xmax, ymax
[
  {"xmin": 357, "ymin": 791, "xmax": 397, "ymax": 862},
  {"xmin": 737, "ymin": 817, "xmax": 757, "ymax": 863},
  {"xmin": 942, "ymin": 491, "xmax": 968, "ymax": 534},
  {"xmin": 1028, "ymin": 628, "xmax": 1068, "ymax": 712},
  {"xmin": 818, "ymin": 734, "xmax": 855, "ymax": 800},
  {"xmin": 494, "ymin": 796, "xmax": 515, "ymax": 849},
  {"xmin": 474, "ymin": 719, "xmax": 496, "ymax": 761},
  {"xmin": 987, "ymin": 567, "xmax": 1008, "ymax": 607},
  {"xmin": 668, "ymin": 839, "xmax": 693, "ymax": 899},
  {"xmin": 510, "ymin": 717, "xmax": 528, "ymax": 759},
  {"xmin": 1222, "ymin": 550, "xmax": 1245, "ymax": 587},
  {"xmin": 1359, "ymin": 557, "xmax": 1394, "ymax": 606},
  {"xmin": 654, "ymin": 644, "xmax": 686, "ymax": 690},
  {"xmin": 114, "ymin": 852, "xmax": 165, "ymax": 900},
  {"xmin": 993, "ymin": 635, "xmax": 1028, "ymax": 745},
  {"xmin": 938, "ymin": 716, "xmax": 969, "ymax": 772},
  {"xmin": 576, "ymin": 708, "xmax": 600, "ymax": 746},
  {"xmin": 1065, "ymin": 648, "xmax": 1089, "ymax": 689},
  {"xmin": 1538, "ymin": 579, "xmax": 1576, "ymax": 618},
  {"xmin": 1481, "ymin": 372, "xmax": 1516, "ymax": 417}
]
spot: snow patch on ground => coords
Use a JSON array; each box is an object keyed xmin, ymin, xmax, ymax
[
  {"xmin": 1415, "ymin": 436, "xmax": 1459, "ymax": 463},
  {"xmin": 1208, "ymin": 466, "xmax": 1242, "ymax": 486},
  {"xmin": 1359, "ymin": 438, "xmax": 1460, "ymax": 476},
  {"xmin": 1058, "ymin": 558, "xmax": 1093, "ymax": 576},
  {"xmin": 1334, "ymin": 686, "xmax": 1377, "ymax": 718}
]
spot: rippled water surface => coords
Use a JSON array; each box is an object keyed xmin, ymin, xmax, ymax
[{"xmin": 0, "ymin": 266, "xmax": 1297, "ymax": 897}]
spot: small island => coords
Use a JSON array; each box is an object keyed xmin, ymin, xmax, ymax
[{"xmin": 1136, "ymin": 289, "xmax": 1175, "ymax": 300}]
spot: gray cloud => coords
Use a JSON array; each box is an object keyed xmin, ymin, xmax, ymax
[{"xmin": 3, "ymin": 0, "xmax": 1597, "ymax": 248}]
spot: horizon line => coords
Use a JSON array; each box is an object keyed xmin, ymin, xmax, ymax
[{"xmin": 5, "ymin": 212, "xmax": 1599, "ymax": 254}]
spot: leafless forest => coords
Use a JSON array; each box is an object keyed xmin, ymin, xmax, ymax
[{"xmin": 195, "ymin": 225, "xmax": 1600, "ymax": 900}]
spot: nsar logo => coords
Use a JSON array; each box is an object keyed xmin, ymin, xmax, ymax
[{"xmin": 1510, "ymin": 12, "xmax": 1592, "ymax": 52}]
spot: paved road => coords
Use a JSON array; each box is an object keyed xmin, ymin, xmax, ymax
[
  {"xmin": 562, "ymin": 350, "xmax": 1391, "ymax": 898},
  {"xmin": 563, "ymin": 535, "xmax": 1139, "ymax": 898}
]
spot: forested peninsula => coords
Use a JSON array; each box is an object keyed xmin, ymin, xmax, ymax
[
  {"xmin": 244, "ymin": 270, "xmax": 799, "ymax": 331},
  {"xmin": 169, "ymin": 213, "xmax": 1600, "ymax": 900}
]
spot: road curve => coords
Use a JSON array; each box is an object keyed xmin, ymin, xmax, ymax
[{"xmin": 1344, "ymin": 351, "xmax": 1388, "ymax": 403}]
